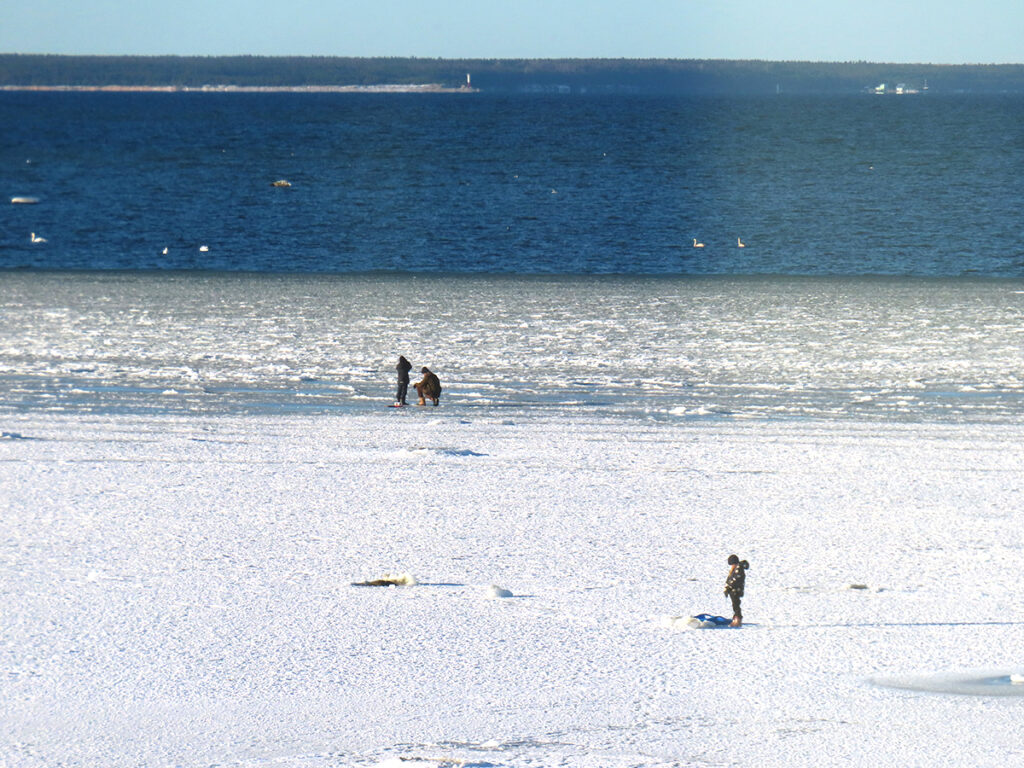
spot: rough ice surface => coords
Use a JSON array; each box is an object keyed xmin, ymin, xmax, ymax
[
  {"xmin": 3, "ymin": 274, "xmax": 1024, "ymax": 766},
  {"xmin": 3, "ymin": 272, "xmax": 1024, "ymax": 422}
]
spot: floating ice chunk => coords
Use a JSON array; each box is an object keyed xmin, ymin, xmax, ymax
[
  {"xmin": 1011, "ymin": 674, "xmax": 1024, "ymax": 685},
  {"xmin": 486, "ymin": 585, "xmax": 513, "ymax": 599}
]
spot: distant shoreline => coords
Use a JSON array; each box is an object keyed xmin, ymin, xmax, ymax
[
  {"xmin": 3, "ymin": 55, "xmax": 1023, "ymax": 94},
  {"xmin": 0, "ymin": 83, "xmax": 477, "ymax": 93}
]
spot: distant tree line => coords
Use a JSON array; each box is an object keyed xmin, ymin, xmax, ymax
[{"xmin": 2, "ymin": 55, "xmax": 1023, "ymax": 94}]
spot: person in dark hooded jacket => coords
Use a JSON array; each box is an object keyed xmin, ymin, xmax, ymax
[
  {"xmin": 395, "ymin": 356, "xmax": 412, "ymax": 406},
  {"xmin": 414, "ymin": 366, "xmax": 442, "ymax": 406},
  {"xmin": 724, "ymin": 554, "xmax": 750, "ymax": 627}
]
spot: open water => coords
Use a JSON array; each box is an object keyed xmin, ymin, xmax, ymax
[
  {"xmin": 2, "ymin": 92, "xmax": 1024, "ymax": 420},
  {"xmin": 3, "ymin": 91, "xmax": 1024, "ymax": 275}
]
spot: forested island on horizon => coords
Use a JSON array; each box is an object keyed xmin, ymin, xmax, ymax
[{"xmin": 2, "ymin": 54, "xmax": 1024, "ymax": 94}]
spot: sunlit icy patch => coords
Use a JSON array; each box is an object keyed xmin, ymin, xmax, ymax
[
  {"xmin": 400, "ymin": 447, "xmax": 487, "ymax": 458},
  {"xmin": 373, "ymin": 740, "xmax": 511, "ymax": 767},
  {"xmin": 666, "ymin": 404, "xmax": 728, "ymax": 418},
  {"xmin": 872, "ymin": 669, "xmax": 1024, "ymax": 697},
  {"xmin": 374, "ymin": 757, "xmax": 496, "ymax": 767}
]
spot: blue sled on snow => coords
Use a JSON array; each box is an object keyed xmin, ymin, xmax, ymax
[
  {"xmin": 689, "ymin": 614, "xmax": 734, "ymax": 628},
  {"xmin": 661, "ymin": 613, "xmax": 740, "ymax": 630}
]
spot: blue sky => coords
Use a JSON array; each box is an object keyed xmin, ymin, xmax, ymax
[{"xmin": 2, "ymin": 0, "xmax": 1021, "ymax": 64}]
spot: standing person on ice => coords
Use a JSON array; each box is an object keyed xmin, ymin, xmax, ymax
[
  {"xmin": 724, "ymin": 554, "xmax": 749, "ymax": 627},
  {"xmin": 395, "ymin": 356, "xmax": 412, "ymax": 406}
]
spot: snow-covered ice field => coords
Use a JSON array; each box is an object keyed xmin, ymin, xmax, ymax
[
  {"xmin": 3, "ymin": 272, "xmax": 1024, "ymax": 766},
  {"xmin": 3, "ymin": 410, "xmax": 1023, "ymax": 767}
]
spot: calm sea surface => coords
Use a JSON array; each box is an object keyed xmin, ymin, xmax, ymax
[{"xmin": 3, "ymin": 91, "xmax": 1023, "ymax": 276}]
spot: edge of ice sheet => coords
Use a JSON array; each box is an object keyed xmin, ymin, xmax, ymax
[{"xmin": 871, "ymin": 668, "xmax": 1024, "ymax": 697}]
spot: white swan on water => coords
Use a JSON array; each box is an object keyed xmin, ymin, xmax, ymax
[
  {"xmin": 30, "ymin": 232, "xmax": 47, "ymax": 243},
  {"xmin": 692, "ymin": 238, "xmax": 704, "ymax": 248},
  {"xmin": 199, "ymin": 245, "xmax": 209, "ymax": 252},
  {"xmin": 737, "ymin": 237, "xmax": 746, "ymax": 248}
]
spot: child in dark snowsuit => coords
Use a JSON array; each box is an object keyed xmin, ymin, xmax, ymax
[{"xmin": 724, "ymin": 554, "xmax": 750, "ymax": 627}]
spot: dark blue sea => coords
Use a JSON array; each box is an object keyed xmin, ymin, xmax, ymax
[{"xmin": 3, "ymin": 91, "xmax": 1023, "ymax": 276}]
